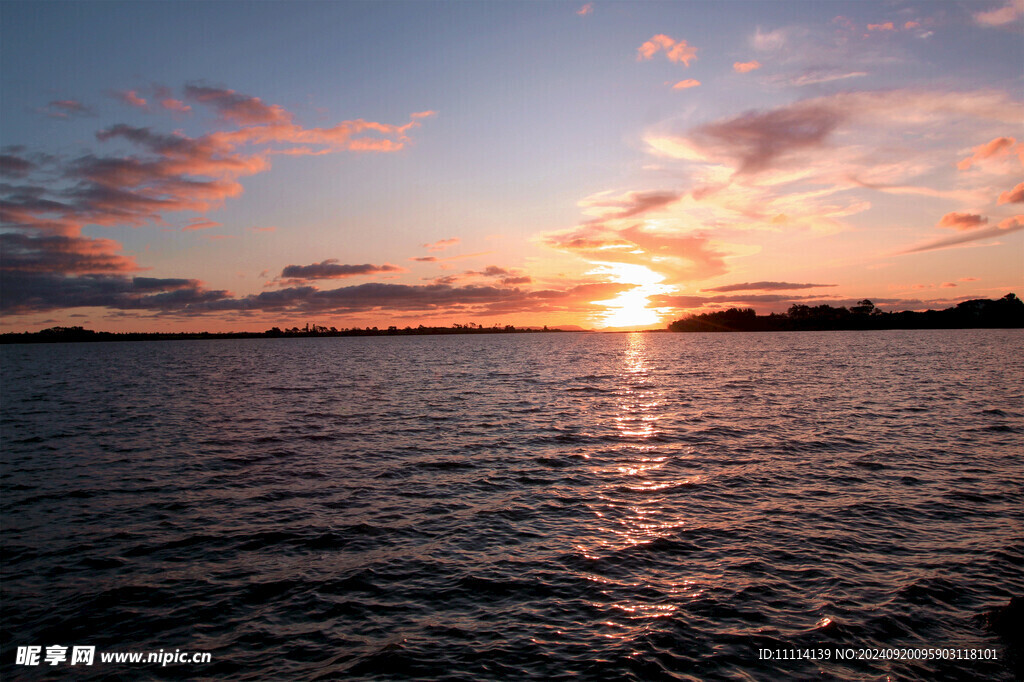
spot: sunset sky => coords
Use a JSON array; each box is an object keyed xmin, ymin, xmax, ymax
[{"xmin": 1, "ymin": 0, "xmax": 1022, "ymax": 331}]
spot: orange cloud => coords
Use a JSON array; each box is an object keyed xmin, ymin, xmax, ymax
[
  {"xmin": 867, "ymin": 22, "xmax": 895, "ymax": 31},
  {"xmin": 999, "ymin": 181, "xmax": 1024, "ymax": 204},
  {"xmin": 421, "ymin": 237, "xmax": 460, "ymax": 252},
  {"xmin": 900, "ymin": 215, "xmax": 1024, "ymax": 254},
  {"xmin": 576, "ymin": 3, "xmax": 593, "ymax": 16},
  {"xmin": 115, "ymin": 90, "xmax": 148, "ymax": 110},
  {"xmin": 938, "ymin": 212, "xmax": 988, "ymax": 230},
  {"xmin": 672, "ymin": 79, "xmax": 701, "ymax": 90},
  {"xmin": 733, "ymin": 60, "xmax": 761, "ymax": 73},
  {"xmin": 161, "ymin": 98, "xmax": 191, "ymax": 113},
  {"xmin": 182, "ymin": 218, "xmax": 221, "ymax": 231},
  {"xmin": 957, "ymin": 136, "xmax": 1022, "ymax": 170},
  {"xmin": 637, "ymin": 35, "xmax": 697, "ymax": 66},
  {"xmin": 904, "ymin": 21, "xmax": 921, "ymax": 29}
]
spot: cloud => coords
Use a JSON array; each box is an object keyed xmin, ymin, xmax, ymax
[
  {"xmin": 2, "ymin": 278, "xmax": 633, "ymax": 318},
  {"xmin": 648, "ymin": 90, "xmax": 1024, "ymax": 177},
  {"xmin": 938, "ymin": 212, "xmax": 988, "ymax": 230},
  {"xmin": 411, "ymin": 256, "xmax": 438, "ymax": 262},
  {"xmin": 184, "ymin": 84, "xmax": 290, "ymax": 125},
  {"xmin": 0, "ymin": 153, "xmax": 36, "ymax": 178},
  {"xmin": 160, "ymin": 98, "xmax": 192, "ymax": 113},
  {"xmin": 279, "ymin": 260, "xmax": 404, "ymax": 281},
  {"xmin": 421, "ymin": 237, "xmax": 460, "ymax": 251},
  {"xmin": 637, "ymin": 35, "xmax": 697, "ymax": 66},
  {"xmin": 0, "ymin": 232, "xmax": 140, "ymax": 274},
  {"xmin": 0, "ymin": 271, "xmax": 227, "ymax": 314},
  {"xmin": 701, "ymin": 281, "xmax": 837, "ymax": 292},
  {"xmin": 974, "ymin": 0, "xmax": 1024, "ymax": 26},
  {"xmin": 999, "ymin": 182, "xmax": 1024, "ymax": 204},
  {"xmin": 43, "ymin": 100, "xmax": 94, "ymax": 119},
  {"xmin": 182, "ymin": 218, "xmax": 221, "ymax": 231},
  {"xmin": 685, "ymin": 103, "xmax": 843, "ymax": 175},
  {"xmin": 672, "ymin": 79, "xmax": 701, "ymax": 90},
  {"xmin": 733, "ymin": 61, "xmax": 761, "ymax": 73},
  {"xmin": 786, "ymin": 70, "xmax": 867, "ymax": 87},
  {"xmin": 3, "ymin": 83, "xmax": 436, "ymax": 320},
  {"xmin": 114, "ymin": 90, "xmax": 148, "ymax": 110},
  {"xmin": 956, "ymin": 136, "xmax": 1022, "ymax": 170},
  {"xmin": 941, "ymin": 282, "xmax": 958, "ymax": 287},
  {"xmin": 544, "ymin": 222, "xmax": 729, "ymax": 284},
  {"xmin": 576, "ymin": 3, "xmax": 593, "ymax": 16},
  {"xmin": 579, "ymin": 189, "xmax": 681, "ymax": 223},
  {"xmin": 899, "ymin": 215, "xmax": 1024, "ymax": 254},
  {"xmin": 867, "ymin": 22, "xmax": 895, "ymax": 32}
]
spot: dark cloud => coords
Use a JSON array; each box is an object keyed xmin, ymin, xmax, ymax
[
  {"xmin": 280, "ymin": 260, "xmax": 404, "ymax": 281},
  {"xmin": 43, "ymin": 100, "xmax": 94, "ymax": 119},
  {"xmin": 689, "ymin": 103, "xmax": 843, "ymax": 174},
  {"xmin": 184, "ymin": 84, "xmax": 290, "ymax": 125},
  {"xmin": 0, "ymin": 232, "xmax": 139, "ymax": 274},
  {"xmin": 701, "ymin": 281, "xmax": 837, "ymax": 292},
  {"xmin": 582, "ymin": 190, "xmax": 681, "ymax": 224},
  {"xmin": 0, "ymin": 154, "xmax": 35, "ymax": 178},
  {"xmin": 0, "ymin": 271, "xmax": 227, "ymax": 314}
]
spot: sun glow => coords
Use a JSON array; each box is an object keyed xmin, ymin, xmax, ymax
[{"xmin": 589, "ymin": 262, "xmax": 674, "ymax": 328}]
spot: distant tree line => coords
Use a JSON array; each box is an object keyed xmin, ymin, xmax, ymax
[
  {"xmin": 0, "ymin": 322, "xmax": 565, "ymax": 344},
  {"xmin": 668, "ymin": 294, "xmax": 1024, "ymax": 332}
]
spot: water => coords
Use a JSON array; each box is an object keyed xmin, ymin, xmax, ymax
[{"xmin": 1, "ymin": 330, "xmax": 1022, "ymax": 680}]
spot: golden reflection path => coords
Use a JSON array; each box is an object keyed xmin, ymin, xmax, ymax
[{"xmin": 576, "ymin": 333, "xmax": 707, "ymax": 633}]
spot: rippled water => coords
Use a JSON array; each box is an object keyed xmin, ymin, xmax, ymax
[{"xmin": 2, "ymin": 330, "xmax": 1022, "ymax": 680}]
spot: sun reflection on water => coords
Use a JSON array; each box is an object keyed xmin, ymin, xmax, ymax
[{"xmin": 570, "ymin": 333, "xmax": 714, "ymax": 639}]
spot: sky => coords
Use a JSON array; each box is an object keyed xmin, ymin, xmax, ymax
[{"xmin": 1, "ymin": 0, "xmax": 1022, "ymax": 332}]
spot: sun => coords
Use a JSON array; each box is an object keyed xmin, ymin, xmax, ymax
[{"xmin": 589, "ymin": 262, "xmax": 674, "ymax": 329}]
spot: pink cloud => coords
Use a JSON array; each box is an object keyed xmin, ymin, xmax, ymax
[
  {"xmin": 904, "ymin": 21, "xmax": 921, "ymax": 29},
  {"xmin": 999, "ymin": 181, "xmax": 1024, "ymax": 204},
  {"xmin": 161, "ymin": 98, "xmax": 192, "ymax": 113},
  {"xmin": 115, "ymin": 90, "xmax": 148, "ymax": 110},
  {"xmin": 182, "ymin": 218, "xmax": 221, "ymax": 231},
  {"xmin": 672, "ymin": 79, "xmax": 701, "ymax": 90},
  {"xmin": 867, "ymin": 22, "xmax": 895, "ymax": 31},
  {"xmin": 422, "ymin": 237, "xmax": 460, "ymax": 252},
  {"xmin": 974, "ymin": 0, "xmax": 1024, "ymax": 26},
  {"xmin": 3, "ymin": 83, "xmax": 436, "ymax": 316},
  {"xmin": 733, "ymin": 60, "xmax": 761, "ymax": 73},
  {"xmin": 579, "ymin": 190, "xmax": 681, "ymax": 223},
  {"xmin": 941, "ymin": 282, "xmax": 958, "ymax": 288},
  {"xmin": 250, "ymin": 226, "xmax": 277, "ymax": 232},
  {"xmin": 637, "ymin": 35, "xmax": 697, "ymax": 66},
  {"xmin": 900, "ymin": 215, "xmax": 1024, "ymax": 254},
  {"xmin": 957, "ymin": 136, "xmax": 1022, "ymax": 170},
  {"xmin": 576, "ymin": 3, "xmax": 593, "ymax": 16},
  {"xmin": 702, "ymin": 281, "xmax": 836, "ymax": 293}
]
